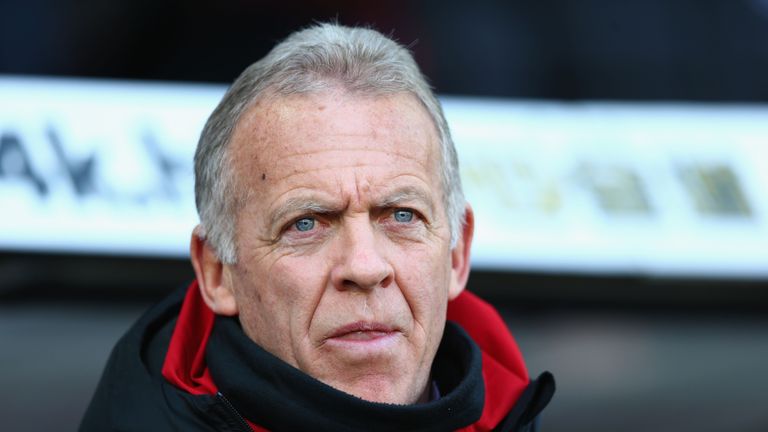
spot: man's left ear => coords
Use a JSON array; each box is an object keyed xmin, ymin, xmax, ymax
[{"xmin": 448, "ymin": 204, "xmax": 474, "ymax": 300}]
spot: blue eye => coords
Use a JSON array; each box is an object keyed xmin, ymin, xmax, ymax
[
  {"xmin": 393, "ymin": 209, "xmax": 414, "ymax": 223},
  {"xmin": 294, "ymin": 218, "xmax": 315, "ymax": 232}
]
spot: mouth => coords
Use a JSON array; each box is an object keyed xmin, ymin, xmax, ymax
[{"xmin": 325, "ymin": 321, "xmax": 400, "ymax": 346}]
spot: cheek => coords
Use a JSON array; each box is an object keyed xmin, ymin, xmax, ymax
[
  {"xmin": 262, "ymin": 255, "xmax": 331, "ymax": 329},
  {"xmin": 397, "ymin": 243, "xmax": 453, "ymax": 321},
  {"xmin": 232, "ymin": 254, "xmax": 330, "ymax": 361}
]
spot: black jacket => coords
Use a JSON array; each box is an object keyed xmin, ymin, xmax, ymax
[{"xmin": 81, "ymin": 283, "xmax": 554, "ymax": 431}]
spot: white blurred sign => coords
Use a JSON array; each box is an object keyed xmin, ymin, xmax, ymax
[
  {"xmin": 445, "ymin": 99, "xmax": 768, "ymax": 278},
  {"xmin": 1, "ymin": 76, "xmax": 767, "ymax": 278},
  {"xmin": 0, "ymin": 76, "xmax": 220, "ymax": 256}
]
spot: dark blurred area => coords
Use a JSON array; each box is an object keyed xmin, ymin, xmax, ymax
[
  {"xmin": 5, "ymin": 0, "xmax": 768, "ymax": 101},
  {"xmin": 2, "ymin": 1, "xmax": 768, "ymax": 431}
]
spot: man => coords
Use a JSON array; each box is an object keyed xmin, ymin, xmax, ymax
[{"xmin": 81, "ymin": 23, "xmax": 554, "ymax": 431}]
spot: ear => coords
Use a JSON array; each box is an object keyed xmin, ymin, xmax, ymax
[
  {"xmin": 190, "ymin": 226, "xmax": 238, "ymax": 316},
  {"xmin": 448, "ymin": 204, "xmax": 474, "ymax": 300}
]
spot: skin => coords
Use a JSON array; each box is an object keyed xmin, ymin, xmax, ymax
[{"xmin": 191, "ymin": 89, "xmax": 474, "ymax": 405}]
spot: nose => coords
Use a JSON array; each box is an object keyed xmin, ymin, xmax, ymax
[{"xmin": 331, "ymin": 216, "xmax": 394, "ymax": 291}]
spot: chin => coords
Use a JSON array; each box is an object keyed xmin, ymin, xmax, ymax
[{"xmin": 340, "ymin": 378, "xmax": 424, "ymax": 405}]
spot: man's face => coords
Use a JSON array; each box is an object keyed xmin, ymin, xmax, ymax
[{"xmin": 220, "ymin": 90, "xmax": 463, "ymax": 404}]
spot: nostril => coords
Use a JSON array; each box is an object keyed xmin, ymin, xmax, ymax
[
  {"xmin": 338, "ymin": 270, "xmax": 392, "ymax": 291},
  {"xmin": 342, "ymin": 279, "xmax": 360, "ymax": 290}
]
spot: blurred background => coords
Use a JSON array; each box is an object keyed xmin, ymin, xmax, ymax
[{"xmin": 2, "ymin": 1, "xmax": 768, "ymax": 431}]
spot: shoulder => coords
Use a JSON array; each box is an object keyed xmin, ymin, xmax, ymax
[
  {"xmin": 494, "ymin": 372, "xmax": 556, "ymax": 432},
  {"xmin": 79, "ymin": 284, "xmax": 227, "ymax": 431}
]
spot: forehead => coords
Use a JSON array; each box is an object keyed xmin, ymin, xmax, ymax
[{"xmin": 229, "ymin": 90, "xmax": 441, "ymax": 187}]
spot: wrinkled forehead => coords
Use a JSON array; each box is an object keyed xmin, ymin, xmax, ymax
[{"xmin": 228, "ymin": 90, "xmax": 442, "ymax": 185}]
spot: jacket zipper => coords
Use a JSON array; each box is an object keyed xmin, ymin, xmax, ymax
[{"xmin": 217, "ymin": 391, "xmax": 252, "ymax": 432}]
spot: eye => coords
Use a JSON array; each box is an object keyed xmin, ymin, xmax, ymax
[
  {"xmin": 294, "ymin": 217, "xmax": 316, "ymax": 232},
  {"xmin": 393, "ymin": 209, "xmax": 414, "ymax": 223}
]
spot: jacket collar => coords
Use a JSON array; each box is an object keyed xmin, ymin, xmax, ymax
[
  {"xmin": 162, "ymin": 281, "xmax": 531, "ymax": 431},
  {"xmin": 209, "ymin": 315, "xmax": 484, "ymax": 432}
]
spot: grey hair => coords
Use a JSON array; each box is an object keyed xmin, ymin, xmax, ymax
[{"xmin": 194, "ymin": 23, "xmax": 465, "ymax": 264}]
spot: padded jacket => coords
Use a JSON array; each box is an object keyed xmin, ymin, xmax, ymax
[{"xmin": 80, "ymin": 282, "xmax": 554, "ymax": 431}]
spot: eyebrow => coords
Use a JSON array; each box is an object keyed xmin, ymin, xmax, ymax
[
  {"xmin": 269, "ymin": 196, "xmax": 339, "ymax": 230},
  {"xmin": 376, "ymin": 186, "xmax": 435, "ymax": 215}
]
